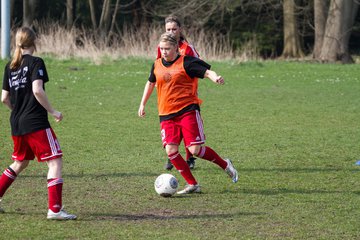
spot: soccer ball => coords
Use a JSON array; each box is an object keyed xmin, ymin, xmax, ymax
[{"xmin": 154, "ymin": 173, "xmax": 178, "ymax": 197}]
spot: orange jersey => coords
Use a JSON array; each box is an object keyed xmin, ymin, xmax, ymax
[{"xmin": 154, "ymin": 55, "xmax": 201, "ymax": 116}]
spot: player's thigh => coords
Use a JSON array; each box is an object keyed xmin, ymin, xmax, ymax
[
  {"xmin": 11, "ymin": 135, "xmax": 35, "ymax": 161},
  {"xmin": 28, "ymin": 128, "xmax": 63, "ymax": 162},
  {"xmin": 180, "ymin": 110, "xmax": 205, "ymax": 147},
  {"xmin": 160, "ymin": 120, "xmax": 182, "ymax": 147}
]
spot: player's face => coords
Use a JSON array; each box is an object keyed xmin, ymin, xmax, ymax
[
  {"xmin": 165, "ymin": 22, "xmax": 181, "ymax": 41},
  {"xmin": 159, "ymin": 41, "xmax": 177, "ymax": 62}
]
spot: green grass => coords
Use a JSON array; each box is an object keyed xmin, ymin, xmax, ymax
[{"xmin": 1, "ymin": 58, "xmax": 360, "ymax": 239}]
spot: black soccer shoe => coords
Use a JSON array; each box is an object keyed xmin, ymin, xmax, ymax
[
  {"xmin": 187, "ymin": 157, "xmax": 196, "ymax": 169},
  {"xmin": 164, "ymin": 160, "xmax": 174, "ymax": 170}
]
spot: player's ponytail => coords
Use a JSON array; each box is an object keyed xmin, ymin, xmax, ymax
[{"xmin": 10, "ymin": 27, "xmax": 36, "ymax": 70}]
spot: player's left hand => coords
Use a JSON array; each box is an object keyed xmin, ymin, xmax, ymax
[
  {"xmin": 52, "ymin": 110, "xmax": 63, "ymax": 122},
  {"xmin": 216, "ymin": 76, "xmax": 224, "ymax": 85}
]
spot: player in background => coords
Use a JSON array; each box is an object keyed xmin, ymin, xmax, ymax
[
  {"xmin": 139, "ymin": 33, "xmax": 239, "ymax": 194},
  {"xmin": 157, "ymin": 15, "xmax": 199, "ymax": 171},
  {"xmin": 156, "ymin": 15, "xmax": 200, "ymax": 59},
  {"xmin": 0, "ymin": 27, "xmax": 77, "ymax": 220}
]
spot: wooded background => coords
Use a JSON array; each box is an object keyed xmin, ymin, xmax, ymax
[{"xmin": 7, "ymin": 0, "xmax": 360, "ymax": 63}]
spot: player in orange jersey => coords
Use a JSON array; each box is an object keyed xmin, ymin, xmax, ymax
[
  {"xmin": 139, "ymin": 33, "xmax": 238, "ymax": 194},
  {"xmin": 157, "ymin": 15, "xmax": 199, "ymax": 170}
]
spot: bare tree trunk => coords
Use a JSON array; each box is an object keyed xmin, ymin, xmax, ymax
[
  {"xmin": 108, "ymin": 0, "xmax": 120, "ymax": 39},
  {"xmin": 89, "ymin": 0, "xmax": 97, "ymax": 31},
  {"xmin": 66, "ymin": 0, "xmax": 75, "ymax": 29},
  {"xmin": 99, "ymin": 0, "xmax": 111, "ymax": 38},
  {"xmin": 313, "ymin": 0, "xmax": 329, "ymax": 59},
  {"xmin": 340, "ymin": 0, "xmax": 358, "ymax": 63},
  {"xmin": 10, "ymin": 0, "xmax": 15, "ymax": 25},
  {"xmin": 319, "ymin": 0, "xmax": 342, "ymax": 62},
  {"xmin": 319, "ymin": 0, "xmax": 358, "ymax": 63},
  {"xmin": 23, "ymin": 0, "xmax": 38, "ymax": 27},
  {"xmin": 281, "ymin": 0, "xmax": 304, "ymax": 58}
]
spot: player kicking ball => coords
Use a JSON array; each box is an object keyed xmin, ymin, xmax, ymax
[{"xmin": 138, "ymin": 32, "xmax": 238, "ymax": 194}]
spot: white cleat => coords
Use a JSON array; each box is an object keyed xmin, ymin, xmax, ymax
[
  {"xmin": 47, "ymin": 206, "xmax": 77, "ymax": 220},
  {"xmin": 176, "ymin": 184, "xmax": 201, "ymax": 194},
  {"xmin": 225, "ymin": 158, "xmax": 239, "ymax": 183}
]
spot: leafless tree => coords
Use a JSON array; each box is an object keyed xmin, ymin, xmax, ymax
[
  {"xmin": 88, "ymin": 0, "xmax": 136, "ymax": 43},
  {"xmin": 281, "ymin": 0, "xmax": 304, "ymax": 58},
  {"xmin": 318, "ymin": 0, "xmax": 359, "ymax": 63},
  {"xmin": 66, "ymin": 0, "xmax": 75, "ymax": 29},
  {"xmin": 89, "ymin": 0, "xmax": 97, "ymax": 31},
  {"xmin": 313, "ymin": 0, "xmax": 329, "ymax": 59},
  {"xmin": 23, "ymin": 0, "xmax": 38, "ymax": 27}
]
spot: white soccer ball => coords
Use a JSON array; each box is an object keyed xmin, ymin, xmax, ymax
[{"xmin": 154, "ymin": 173, "xmax": 178, "ymax": 197}]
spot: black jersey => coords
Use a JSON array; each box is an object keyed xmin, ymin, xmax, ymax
[{"xmin": 2, "ymin": 54, "xmax": 50, "ymax": 136}]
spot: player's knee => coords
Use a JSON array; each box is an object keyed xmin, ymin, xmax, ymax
[
  {"xmin": 47, "ymin": 158, "xmax": 63, "ymax": 168},
  {"xmin": 10, "ymin": 160, "xmax": 30, "ymax": 174},
  {"xmin": 165, "ymin": 144, "xmax": 179, "ymax": 156},
  {"xmin": 188, "ymin": 145, "xmax": 201, "ymax": 156}
]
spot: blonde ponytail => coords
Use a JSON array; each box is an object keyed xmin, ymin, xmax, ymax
[
  {"xmin": 10, "ymin": 27, "xmax": 36, "ymax": 70},
  {"xmin": 10, "ymin": 45, "xmax": 23, "ymax": 70}
]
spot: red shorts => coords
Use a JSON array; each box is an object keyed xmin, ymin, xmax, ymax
[
  {"xmin": 160, "ymin": 110, "xmax": 205, "ymax": 148},
  {"xmin": 11, "ymin": 128, "xmax": 63, "ymax": 162}
]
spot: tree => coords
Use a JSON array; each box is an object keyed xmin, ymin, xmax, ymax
[
  {"xmin": 88, "ymin": 0, "xmax": 124, "ymax": 40},
  {"xmin": 318, "ymin": 0, "xmax": 359, "ymax": 63},
  {"xmin": 281, "ymin": 0, "xmax": 304, "ymax": 58},
  {"xmin": 66, "ymin": 0, "xmax": 76, "ymax": 29},
  {"xmin": 89, "ymin": 0, "xmax": 97, "ymax": 31},
  {"xmin": 23, "ymin": 0, "xmax": 39, "ymax": 27},
  {"xmin": 98, "ymin": 0, "xmax": 111, "ymax": 38},
  {"xmin": 313, "ymin": 0, "xmax": 329, "ymax": 59}
]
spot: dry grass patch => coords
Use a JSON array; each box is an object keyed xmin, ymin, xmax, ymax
[{"xmin": 30, "ymin": 22, "xmax": 259, "ymax": 63}]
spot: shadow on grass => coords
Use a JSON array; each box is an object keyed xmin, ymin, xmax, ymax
[
  {"xmin": 90, "ymin": 211, "xmax": 264, "ymax": 221},
  {"xmin": 241, "ymin": 167, "xmax": 355, "ymax": 173},
  {"xmin": 18, "ymin": 171, "xmax": 158, "ymax": 179},
  {"xmin": 19, "ymin": 167, "xmax": 356, "ymax": 179},
  {"xmin": 237, "ymin": 188, "xmax": 350, "ymax": 195}
]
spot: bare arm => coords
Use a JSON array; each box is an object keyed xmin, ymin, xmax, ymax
[
  {"xmin": 32, "ymin": 79, "xmax": 63, "ymax": 122},
  {"xmin": 1, "ymin": 90, "xmax": 13, "ymax": 110},
  {"xmin": 204, "ymin": 69, "xmax": 224, "ymax": 85},
  {"xmin": 138, "ymin": 81, "xmax": 156, "ymax": 117}
]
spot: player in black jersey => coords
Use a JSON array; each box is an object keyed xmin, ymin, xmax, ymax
[{"xmin": 0, "ymin": 27, "xmax": 76, "ymax": 220}]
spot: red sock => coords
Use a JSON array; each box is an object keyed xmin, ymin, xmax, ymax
[
  {"xmin": 196, "ymin": 146, "xmax": 227, "ymax": 169},
  {"xmin": 47, "ymin": 178, "xmax": 63, "ymax": 213},
  {"xmin": 169, "ymin": 152, "xmax": 197, "ymax": 185},
  {"xmin": 0, "ymin": 168, "xmax": 17, "ymax": 198}
]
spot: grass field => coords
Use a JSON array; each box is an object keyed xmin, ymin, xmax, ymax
[{"xmin": 0, "ymin": 58, "xmax": 360, "ymax": 239}]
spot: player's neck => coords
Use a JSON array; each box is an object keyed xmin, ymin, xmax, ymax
[{"xmin": 21, "ymin": 47, "xmax": 35, "ymax": 56}]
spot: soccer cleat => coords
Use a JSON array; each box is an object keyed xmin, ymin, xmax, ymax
[
  {"xmin": 164, "ymin": 160, "xmax": 174, "ymax": 170},
  {"xmin": 225, "ymin": 158, "xmax": 239, "ymax": 183},
  {"xmin": 186, "ymin": 157, "xmax": 196, "ymax": 169},
  {"xmin": 47, "ymin": 207, "xmax": 77, "ymax": 220},
  {"xmin": 0, "ymin": 199, "xmax": 4, "ymax": 213},
  {"xmin": 176, "ymin": 184, "xmax": 201, "ymax": 194}
]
